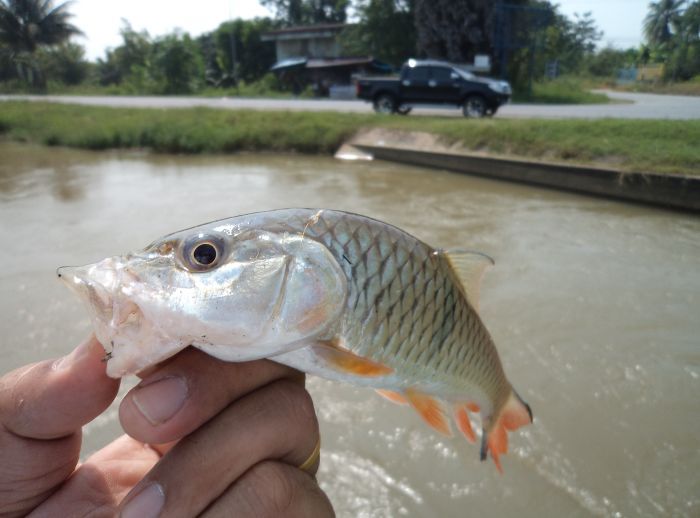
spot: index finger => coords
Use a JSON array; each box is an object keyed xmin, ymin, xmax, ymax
[{"xmin": 0, "ymin": 335, "xmax": 120, "ymax": 439}]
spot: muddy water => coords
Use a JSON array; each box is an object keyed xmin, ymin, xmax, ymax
[{"xmin": 1, "ymin": 141, "xmax": 698, "ymax": 517}]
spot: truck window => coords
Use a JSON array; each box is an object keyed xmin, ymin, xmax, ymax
[
  {"xmin": 406, "ymin": 66, "xmax": 430, "ymax": 81},
  {"xmin": 430, "ymin": 67, "xmax": 452, "ymax": 82}
]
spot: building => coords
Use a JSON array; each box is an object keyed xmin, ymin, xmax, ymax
[{"xmin": 262, "ymin": 23, "xmax": 391, "ymax": 96}]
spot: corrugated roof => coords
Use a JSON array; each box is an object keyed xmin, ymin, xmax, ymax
[
  {"xmin": 306, "ymin": 57, "xmax": 374, "ymax": 69},
  {"xmin": 263, "ymin": 23, "xmax": 347, "ymax": 37},
  {"xmin": 270, "ymin": 57, "xmax": 308, "ymax": 71}
]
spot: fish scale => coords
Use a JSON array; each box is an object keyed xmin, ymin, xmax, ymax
[{"xmin": 284, "ymin": 210, "xmax": 505, "ymax": 397}]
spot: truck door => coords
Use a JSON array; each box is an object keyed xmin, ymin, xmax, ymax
[
  {"xmin": 428, "ymin": 66, "xmax": 462, "ymax": 103},
  {"xmin": 400, "ymin": 65, "xmax": 431, "ymax": 102}
]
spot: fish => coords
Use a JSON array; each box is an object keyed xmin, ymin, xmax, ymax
[{"xmin": 58, "ymin": 208, "xmax": 532, "ymax": 472}]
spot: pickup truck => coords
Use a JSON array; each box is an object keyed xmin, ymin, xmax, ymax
[{"xmin": 355, "ymin": 59, "xmax": 511, "ymax": 117}]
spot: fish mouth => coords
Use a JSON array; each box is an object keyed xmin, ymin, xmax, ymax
[
  {"xmin": 58, "ymin": 259, "xmax": 119, "ymax": 325},
  {"xmin": 58, "ymin": 258, "xmax": 146, "ymax": 359},
  {"xmin": 58, "ymin": 257, "xmax": 188, "ymax": 378}
]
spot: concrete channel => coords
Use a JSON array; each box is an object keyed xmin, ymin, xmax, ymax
[{"xmin": 339, "ymin": 130, "xmax": 700, "ymax": 213}]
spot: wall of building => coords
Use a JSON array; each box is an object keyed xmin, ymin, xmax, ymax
[{"xmin": 277, "ymin": 37, "xmax": 342, "ymax": 61}]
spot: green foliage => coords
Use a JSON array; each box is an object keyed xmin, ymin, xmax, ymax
[
  {"xmin": 260, "ymin": 0, "xmax": 349, "ymax": 25},
  {"xmin": 96, "ymin": 22, "xmax": 152, "ymax": 86},
  {"xmin": 207, "ymin": 18, "xmax": 277, "ymax": 86},
  {"xmin": 511, "ymin": 77, "xmax": 609, "ymax": 103},
  {"xmin": 1, "ymin": 102, "xmax": 699, "ymax": 176},
  {"xmin": 37, "ymin": 41, "xmax": 89, "ymax": 85},
  {"xmin": 0, "ymin": 0, "xmax": 81, "ymax": 87},
  {"xmin": 585, "ymin": 47, "xmax": 639, "ymax": 78},
  {"xmin": 414, "ymin": 0, "xmax": 499, "ymax": 62},
  {"xmin": 150, "ymin": 32, "xmax": 204, "ymax": 94},
  {"xmin": 340, "ymin": 0, "xmax": 415, "ymax": 66},
  {"xmin": 644, "ymin": 0, "xmax": 684, "ymax": 47},
  {"xmin": 643, "ymin": 0, "xmax": 700, "ymax": 81}
]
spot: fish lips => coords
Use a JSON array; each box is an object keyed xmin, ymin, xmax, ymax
[
  {"xmin": 58, "ymin": 258, "xmax": 119, "ymax": 323},
  {"xmin": 57, "ymin": 258, "xmax": 143, "ymax": 355}
]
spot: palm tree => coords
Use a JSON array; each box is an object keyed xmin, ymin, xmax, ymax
[
  {"xmin": 0, "ymin": 0, "xmax": 81, "ymax": 87},
  {"xmin": 643, "ymin": 0, "xmax": 684, "ymax": 47}
]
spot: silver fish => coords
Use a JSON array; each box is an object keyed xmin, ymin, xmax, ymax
[{"xmin": 58, "ymin": 209, "xmax": 532, "ymax": 471}]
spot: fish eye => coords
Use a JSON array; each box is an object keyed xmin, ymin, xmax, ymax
[
  {"xmin": 181, "ymin": 234, "xmax": 226, "ymax": 272},
  {"xmin": 192, "ymin": 243, "xmax": 217, "ymax": 266}
]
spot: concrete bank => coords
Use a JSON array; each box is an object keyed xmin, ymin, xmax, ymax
[{"xmin": 338, "ymin": 129, "xmax": 699, "ymax": 212}]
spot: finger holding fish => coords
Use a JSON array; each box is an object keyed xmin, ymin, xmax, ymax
[
  {"xmin": 119, "ymin": 347, "xmax": 304, "ymax": 445},
  {"xmin": 118, "ymin": 378, "xmax": 322, "ymax": 518}
]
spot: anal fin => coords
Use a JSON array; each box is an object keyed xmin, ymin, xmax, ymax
[
  {"xmin": 454, "ymin": 405, "xmax": 477, "ymax": 444},
  {"xmin": 405, "ymin": 388, "xmax": 452, "ymax": 437},
  {"xmin": 375, "ymin": 389, "xmax": 409, "ymax": 405},
  {"xmin": 312, "ymin": 339, "xmax": 393, "ymax": 377}
]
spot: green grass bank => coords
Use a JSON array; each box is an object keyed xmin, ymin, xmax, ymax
[{"xmin": 1, "ymin": 101, "xmax": 698, "ymax": 176}]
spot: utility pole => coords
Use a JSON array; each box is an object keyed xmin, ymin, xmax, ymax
[{"xmin": 228, "ymin": 0, "xmax": 237, "ymax": 84}]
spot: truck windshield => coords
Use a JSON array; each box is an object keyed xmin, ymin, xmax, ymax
[{"xmin": 453, "ymin": 67, "xmax": 475, "ymax": 80}]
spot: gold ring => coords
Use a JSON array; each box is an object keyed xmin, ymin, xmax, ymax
[{"xmin": 297, "ymin": 438, "xmax": 321, "ymax": 473}]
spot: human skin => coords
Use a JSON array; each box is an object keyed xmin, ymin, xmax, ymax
[{"xmin": 0, "ymin": 335, "xmax": 334, "ymax": 517}]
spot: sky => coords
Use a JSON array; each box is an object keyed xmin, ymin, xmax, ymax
[{"xmin": 69, "ymin": 0, "xmax": 648, "ymax": 61}]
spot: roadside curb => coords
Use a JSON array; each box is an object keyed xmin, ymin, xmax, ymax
[{"xmin": 339, "ymin": 131, "xmax": 699, "ymax": 212}]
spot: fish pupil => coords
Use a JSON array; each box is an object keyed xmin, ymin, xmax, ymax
[{"xmin": 193, "ymin": 243, "xmax": 217, "ymax": 265}]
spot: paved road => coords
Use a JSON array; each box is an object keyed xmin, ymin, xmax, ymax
[{"xmin": 2, "ymin": 90, "xmax": 699, "ymax": 119}]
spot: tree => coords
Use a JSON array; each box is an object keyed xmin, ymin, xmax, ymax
[
  {"xmin": 206, "ymin": 18, "xmax": 277, "ymax": 86},
  {"xmin": 260, "ymin": 0, "xmax": 348, "ymax": 26},
  {"xmin": 96, "ymin": 22, "xmax": 151, "ymax": 86},
  {"xmin": 414, "ymin": 0, "xmax": 495, "ymax": 62},
  {"xmin": 643, "ymin": 0, "xmax": 700, "ymax": 80},
  {"xmin": 38, "ymin": 40, "xmax": 88, "ymax": 84},
  {"xmin": 150, "ymin": 32, "xmax": 204, "ymax": 94},
  {"xmin": 0, "ymin": 0, "xmax": 81, "ymax": 87},
  {"xmin": 339, "ymin": 0, "xmax": 415, "ymax": 66},
  {"xmin": 644, "ymin": 0, "xmax": 684, "ymax": 47}
]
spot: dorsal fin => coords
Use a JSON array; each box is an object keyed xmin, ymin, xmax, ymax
[{"xmin": 442, "ymin": 249, "xmax": 494, "ymax": 311}]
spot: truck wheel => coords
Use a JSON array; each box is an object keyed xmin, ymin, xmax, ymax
[
  {"xmin": 374, "ymin": 94, "xmax": 397, "ymax": 114},
  {"xmin": 397, "ymin": 104, "xmax": 412, "ymax": 115},
  {"xmin": 462, "ymin": 95, "xmax": 487, "ymax": 118}
]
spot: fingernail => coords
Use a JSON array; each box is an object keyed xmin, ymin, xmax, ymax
[
  {"xmin": 121, "ymin": 483, "xmax": 165, "ymax": 518},
  {"xmin": 132, "ymin": 376, "xmax": 188, "ymax": 425},
  {"xmin": 53, "ymin": 336, "xmax": 94, "ymax": 371}
]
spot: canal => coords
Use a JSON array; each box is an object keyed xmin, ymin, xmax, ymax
[{"xmin": 1, "ymin": 141, "xmax": 698, "ymax": 517}]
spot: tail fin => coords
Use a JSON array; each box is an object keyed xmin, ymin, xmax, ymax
[{"xmin": 480, "ymin": 389, "xmax": 533, "ymax": 473}]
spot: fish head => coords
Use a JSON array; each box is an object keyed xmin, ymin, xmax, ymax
[{"xmin": 59, "ymin": 221, "xmax": 347, "ymax": 378}]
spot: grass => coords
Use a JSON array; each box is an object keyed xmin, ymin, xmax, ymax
[
  {"xmin": 613, "ymin": 76, "xmax": 700, "ymax": 97},
  {"xmin": 511, "ymin": 77, "xmax": 609, "ymax": 104},
  {"xmin": 1, "ymin": 101, "xmax": 698, "ymax": 176}
]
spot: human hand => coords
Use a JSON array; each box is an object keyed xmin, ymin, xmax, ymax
[{"xmin": 0, "ymin": 336, "xmax": 334, "ymax": 517}]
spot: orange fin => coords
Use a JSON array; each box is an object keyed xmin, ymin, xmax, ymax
[
  {"xmin": 480, "ymin": 390, "xmax": 533, "ymax": 473},
  {"xmin": 312, "ymin": 339, "xmax": 393, "ymax": 377},
  {"xmin": 405, "ymin": 389, "xmax": 452, "ymax": 437},
  {"xmin": 454, "ymin": 406, "xmax": 477, "ymax": 444},
  {"xmin": 375, "ymin": 389, "xmax": 409, "ymax": 405}
]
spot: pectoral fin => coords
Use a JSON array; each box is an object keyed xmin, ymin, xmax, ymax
[{"xmin": 312, "ymin": 339, "xmax": 393, "ymax": 377}]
